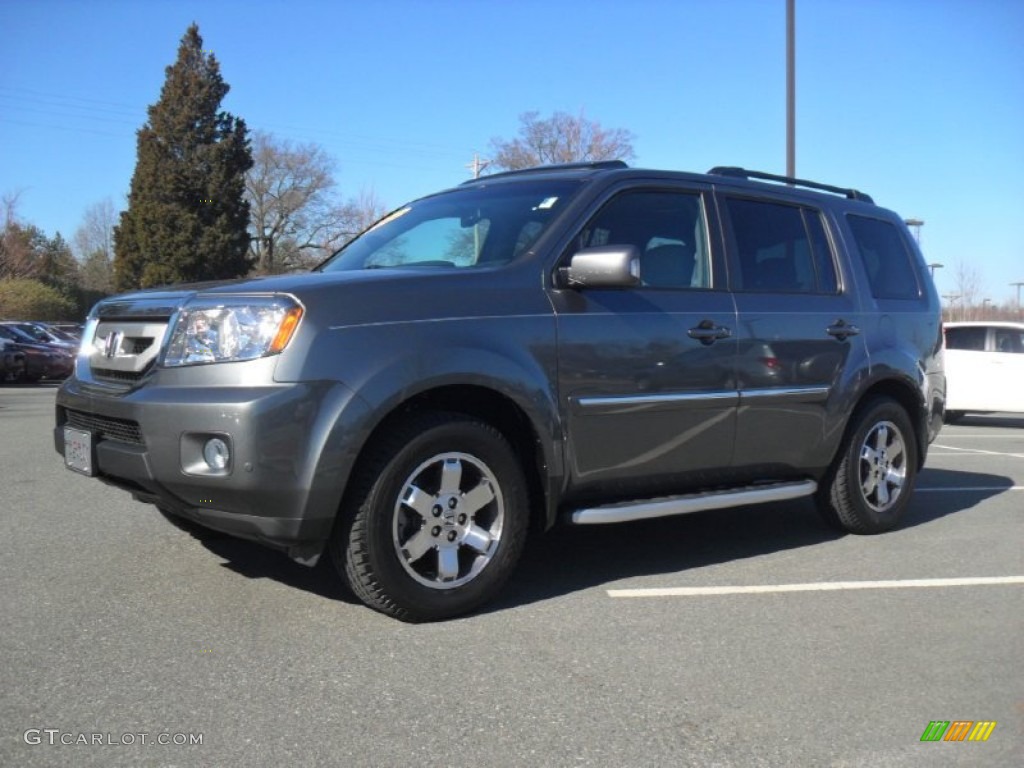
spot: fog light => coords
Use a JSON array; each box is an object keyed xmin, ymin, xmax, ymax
[{"xmin": 203, "ymin": 438, "xmax": 230, "ymax": 470}]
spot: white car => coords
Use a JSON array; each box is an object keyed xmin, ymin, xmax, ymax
[{"xmin": 943, "ymin": 321, "xmax": 1024, "ymax": 421}]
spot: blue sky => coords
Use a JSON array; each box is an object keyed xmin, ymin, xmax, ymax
[{"xmin": 1, "ymin": 0, "xmax": 1022, "ymax": 302}]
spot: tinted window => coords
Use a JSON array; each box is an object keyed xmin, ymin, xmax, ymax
[
  {"xmin": 725, "ymin": 198, "xmax": 837, "ymax": 293},
  {"xmin": 994, "ymin": 327, "xmax": 1024, "ymax": 353},
  {"xmin": 945, "ymin": 326, "xmax": 987, "ymax": 351},
  {"xmin": 0, "ymin": 324, "xmax": 36, "ymax": 343},
  {"xmin": 574, "ymin": 190, "xmax": 712, "ymax": 288},
  {"xmin": 846, "ymin": 215, "xmax": 921, "ymax": 300}
]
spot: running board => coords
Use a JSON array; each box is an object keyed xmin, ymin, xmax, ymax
[{"xmin": 570, "ymin": 480, "xmax": 818, "ymax": 525}]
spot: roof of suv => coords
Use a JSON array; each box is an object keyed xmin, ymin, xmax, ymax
[{"xmin": 461, "ymin": 161, "xmax": 875, "ymax": 205}]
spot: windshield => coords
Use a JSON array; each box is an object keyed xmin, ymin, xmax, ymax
[
  {"xmin": 19, "ymin": 324, "xmax": 53, "ymax": 342},
  {"xmin": 319, "ymin": 178, "xmax": 583, "ymax": 272},
  {"xmin": 0, "ymin": 325, "xmax": 36, "ymax": 343}
]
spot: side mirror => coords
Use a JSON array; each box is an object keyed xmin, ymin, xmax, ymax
[{"xmin": 561, "ymin": 245, "xmax": 641, "ymax": 289}]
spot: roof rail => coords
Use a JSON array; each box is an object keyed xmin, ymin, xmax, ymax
[
  {"xmin": 707, "ymin": 166, "xmax": 874, "ymax": 204},
  {"xmin": 462, "ymin": 160, "xmax": 628, "ymax": 184}
]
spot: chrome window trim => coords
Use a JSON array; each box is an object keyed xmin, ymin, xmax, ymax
[
  {"xmin": 577, "ymin": 385, "xmax": 830, "ymax": 410},
  {"xmin": 739, "ymin": 386, "xmax": 830, "ymax": 400},
  {"xmin": 577, "ymin": 391, "xmax": 738, "ymax": 409}
]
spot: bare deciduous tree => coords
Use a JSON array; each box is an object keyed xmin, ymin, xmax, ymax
[
  {"xmin": 336, "ymin": 189, "xmax": 389, "ymax": 243},
  {"xmin": 952, "ymin": 260, "xmax": 983, "ymax": 320},
  {"xmin": 284, "ymin": 189, "xmax": 391, "ymax": 270},
  {"xmin": 2, "ymin": 192, "xmax": 26, "ymax": 277},
  {"xmin": 1, "ymin": 191, "xmax": 47, "ymax": 281},
  {"xmin": 2, "ymin": 190, "xmax": 22, "ymax": 227},
  {"xmin": 489, "ymin": 110, "xmax": 636, "ymax": 172},
  {"xmin": 74, "ymin": 198, "xmax": 116, "ymax": 292},
  {"xmin": 246, "ymin": 131, "xmax": 341, "ymax": 274}
]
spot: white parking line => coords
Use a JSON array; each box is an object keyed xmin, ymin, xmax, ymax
[
  {"xmin": 607, "ymin": 576, "xmax": 1024, "ymax": 598},
  {"xmin": 916, "ymin": 486, "xmax": 1024, "ymax": 492},
  {"xmin": 928, "ymin": 452, "xmax": 989, "ymax": 456},
  {"xmin": 939, "ymin": 435, "xmax": 1024, "ymax": 438},
  {"xmin": 932, "ymin": 444, "xmax": 1024, "ymax": 459}
]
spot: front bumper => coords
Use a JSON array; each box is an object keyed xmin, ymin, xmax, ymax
[{"xmin": 54, "ymin": 374, "xmax": 371, "ymax": 563}]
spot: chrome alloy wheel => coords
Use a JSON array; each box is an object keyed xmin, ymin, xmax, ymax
[
  {"xmin": 392, "ymin": 452, "xmax": 505, "ymax": 589},
  {"xmin": 858, "ymin": 420, "xmax": 907, "ymax": 513}
]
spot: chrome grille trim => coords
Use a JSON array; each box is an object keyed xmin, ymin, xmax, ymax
[{"xmin": 80, "ymin": 318, "xmax": 169, "ymax": 387}]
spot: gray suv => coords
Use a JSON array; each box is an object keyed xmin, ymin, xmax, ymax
[{"xmin": 54, "ymin": 163, "xmax": 946, "ymax": 621}]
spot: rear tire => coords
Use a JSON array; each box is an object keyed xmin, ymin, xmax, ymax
[
  {"xmin": 944, "ymin": 410, "xmax": 965, "ymax": 424},
  {"xmin": 817, "ymin": 397, "xmax": 918, "ymax": 534},
  {"xmin": 2, "ymin": 359, "xmax": 25, "ymax": 383},
  {"xmin": 331, "ymin": 412, "xmax": 529, "ymax": 622}
]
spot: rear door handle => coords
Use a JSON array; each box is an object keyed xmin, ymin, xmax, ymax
[
  {"xmin": 688, "ymin": 320, "xmax": 732, "ymax": 345},
  {"xmin": 826, "ymin": 319, "xmax": 860, "ymax": 341}
]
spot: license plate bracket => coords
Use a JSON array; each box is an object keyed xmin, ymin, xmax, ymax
[{"xmin": 63, "ymin": 427, "xmax": 95, "ymax": 476}]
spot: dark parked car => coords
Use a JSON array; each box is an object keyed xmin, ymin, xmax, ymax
[
  {"xmin": 0, "ymin": 325, "xmax": 74, "ymax": 381},
  {"xmin": 55, "ymin": 163, "xmax": 945, "ymax": 621},
  {"xmin": 2, "ymin": 321, "xmax": 79, "ymax": 352},
  {"xmin": 1, "ymin": 337, "xmax": 27, "ymax": 382},
  {"xmin": 48, "ymin": 322, "xmax": 85, "ymax": 341}
]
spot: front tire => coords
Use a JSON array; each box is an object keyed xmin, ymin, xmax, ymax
[
  {"xmin": 331, "ymin": 412, "xmax": 529, "ymax": 622},
  {"xmin": 11, "ymin": 363, "xmax": 33, "ymax": 384},
  {"xmin": 817, "ymin": 397, "xmax": 918, "ymax": 534}
]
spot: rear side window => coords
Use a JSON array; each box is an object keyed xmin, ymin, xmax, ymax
[
  {"xmin": 944, "ymin": 326, "xmax": 987, "ymax": 351},
  {"xmin": 994, "ymin": 327, "xmax": 1024, "ymax": 353},
  {"xmin": 846, "ymin": 215, "xmax": 921, "ymax": 300},
  {"xmin": 725, "ymin": 198, "xmax": 838, "ymax": 294}
]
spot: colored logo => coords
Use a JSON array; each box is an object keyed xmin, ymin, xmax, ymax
[{"xmin": 920, "ymin": 721, "xmax": 996, "ymax": 742}]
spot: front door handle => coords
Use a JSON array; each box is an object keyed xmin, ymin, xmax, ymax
[
  {"xmin": 826, "ymin": 319, "xmax": 860, "ymax": 341},
  {"xmin": 688, "ymin": 320, "xmax": 732, "ymax": 345}
]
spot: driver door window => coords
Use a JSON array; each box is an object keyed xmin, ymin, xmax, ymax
[{"xmin": 575, "ymin": 190, "xmax": 712, "ymax": 289}]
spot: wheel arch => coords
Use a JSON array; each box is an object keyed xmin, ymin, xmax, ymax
[
  {"xmin": 344, "ymin": 382, "xmax": 559, "ymax": 536},
  {"xmin": 850, "ymin": 376, "xmax": 929, "ymax": 470}
]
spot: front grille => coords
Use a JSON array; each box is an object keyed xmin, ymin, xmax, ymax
[
  {"xmin": 129, "ymin": 338, "xmax": 153, "ymax": 354},
  {"xmin": 91, "ymin": 367, "xmax": 147, "ymax": 383},
  {"xmin": 64, "ymin": 409, "xmax": 144, "ymax": 445},
  {"xmin": 85, "ymin": 319, "xmax": 167, "ymax": 387}
]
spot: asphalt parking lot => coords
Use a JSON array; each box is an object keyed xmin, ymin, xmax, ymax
[{"xmin": 2, "ymin": 385, "xmax": 1021, "ymax": 767}]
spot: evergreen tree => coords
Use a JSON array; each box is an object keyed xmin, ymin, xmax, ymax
[
  {"xmin": 80, "ymin": 249, "xmax": 114, "ymax": 293},
  {"xmin": 114, "ymin": 24, "xmax": 253, "ymax": 290},
  {"xmin": 39, "ymin": 232, "xmax": 80, "ymax": 293}
]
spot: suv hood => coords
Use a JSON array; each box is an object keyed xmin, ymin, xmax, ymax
[{"xmin": 95, "ymin": 267, "xmax": 464, "ymax": 312}]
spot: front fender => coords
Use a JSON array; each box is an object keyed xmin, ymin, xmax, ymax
[{"xmin": 285, "ymin": 313, "xmax": 564, "ymax": 524}]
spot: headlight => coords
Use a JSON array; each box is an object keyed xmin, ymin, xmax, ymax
[{"xmin": 163, "ymin": 295, "xmax": 303, "ymax": 367}]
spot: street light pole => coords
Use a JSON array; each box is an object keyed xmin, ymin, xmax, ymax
[
  {"xmin": 904, "ymin": 218, "xmax": 924, "ymax": 246},
  {"xmin": 786, "ymin": 0, "xmax": 795, "ymax": 178},
  {"xmin": 1011, "ymin": 281, "xmax": 1024, "ymax": 318},
  {"xmin": 941, "ymin": 293, "xmax": 961, "ymax": 323}
]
